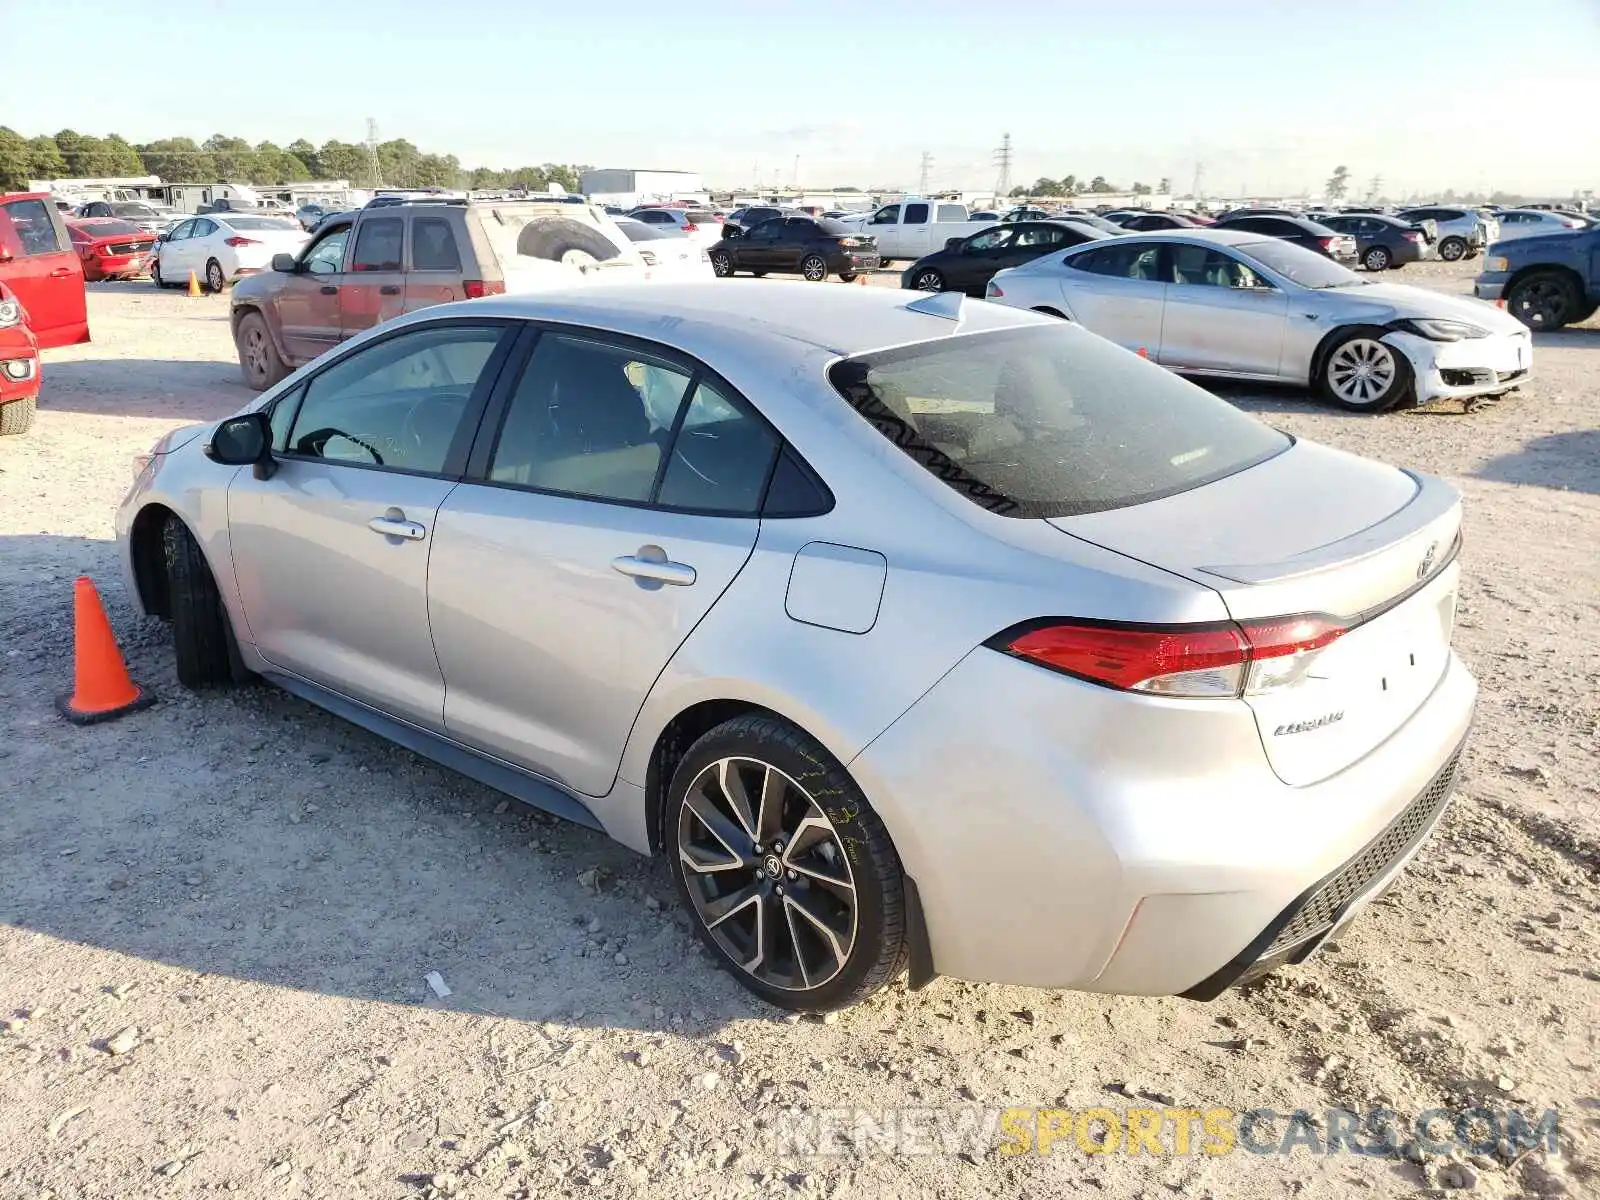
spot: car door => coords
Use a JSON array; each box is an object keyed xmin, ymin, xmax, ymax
[
  {"xmin": 157, "ymin": 219, "xmax": 193, "ymax": 278},
  {"xmin": 1159, "ymin": 243, "xmax": 1288, "ymax": 377},
  {"xmin": 275, "ymin": 223, "xmax": 352, "ymax": 363},
  {"xmin": 228, "ymin": 319, "xmax": 516, "ymax": 728},
  {"xmin": 780, "ymin": 217, "xmax": 819, "ymax": 270},
  {"xmin": 340, "ymin": 215, "xmax": 408, "ymax": 338},
  {"xmin": 949, "ymin": 226, "xmax": 1016, "ymax": 292},
  {"xmin": 898, "ymin": 201, "xmax": 932, "ymax": 258},
  {"xmin": 185, "ymin": 218, "xmax": 220, "ymax": 277},
  {"xmin": 0, "ymin": 196, "xmax": 89, "ymax": 348},
  {"xmin": 737, "ymin": 219, "xmax": 784, "ymax": 270},
  {"xmin": 429, "ymin": 330, "xmax": 777, "ymax": 794},
  {"xmin": 1058, "ymin": 239, "xmax": 1168, "ymax": 355},
  {"xmin": 403, "ymin": 213, "xmax": 465, "ymax": 312},
  {"xmin": 867, "ymin": 204, "xmax": 902, "ymax": 256}
]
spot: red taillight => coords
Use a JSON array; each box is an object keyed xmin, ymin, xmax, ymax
[
  {"xmin": 1319, "ymin": 237, "xmax": 1336, "ymax": 252},
  {"xmin": 1404, "ymin": 232, "xmax": 1423, "ymax": 242},
  {"xmin": 987, "ymin": 284, "xmax": 1004, "ymax": 297},
  {"xmin": 681, "ymin": 222, "xmax": 699, "ymax": 233},
  {"xmin": 462, "ymin": 279, "xmax": 505, "ymax": 299},
  {"xmin": 224, "ymin": 236, "xmax": 259, "ymax": 247},
  {"xmin": 995, "ymin": 615, "xmax": 1346, "ymax": 698}
]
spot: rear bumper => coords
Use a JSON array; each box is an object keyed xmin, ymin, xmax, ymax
[{"xmin": 850, "ymin": 646, "xmax": 1477, "ymax": 996}]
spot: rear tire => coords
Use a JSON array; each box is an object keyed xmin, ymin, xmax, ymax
[
  {"xmin": 1438, "ymin": 237, "xmax": 1467, "ymax": 262},
  {"xmin": 1317, "ymin": 328, "xmax": 1413, "ymax": 412},
  {"xmin": 235, "ymin": 311, "xmax": 288, "ymax": 391},
  {"xmin": 668, "ymin": 714, "xmax": 907, "ymax": 1012},
  {"xmin": 801, "ymin": 255, "xmax": 828, "ymax": 282},
  {"xmin": 163, "ymin": 517, "xmax": 242, "ymax": 687},
  {"xmin": 1362, "ymin": 246, "xmax": 1391, "ymax": 271},
  {"xmin": 205, "ymin": 258, "xmax": 226, "ymax": 294},
  {"xmin": 0, "ymin": 395, "xmax": 36, "ymax": 436}
]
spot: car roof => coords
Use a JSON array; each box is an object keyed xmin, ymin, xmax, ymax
[
  {"xmin": 1070, "ymin": 227, "xmax": 1266, "ymax": 247},
  {"xmin": 409, "ymin": 280, "xmax": 1041, "ymax": 357}
]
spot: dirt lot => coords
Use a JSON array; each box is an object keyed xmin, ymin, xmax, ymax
[{"xmin": 1, "ymin": 265, "xmax": 1596, "ymax": 1200}]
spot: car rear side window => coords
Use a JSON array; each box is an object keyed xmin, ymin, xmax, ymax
[
  {"xmin": 828, "ymin": 325, "xmax": 1288, "ymax": 519},
  {"xmin": 286, "ymin": 324, "xmax": 505, "ymax": 474},
  {"xmin": 2, "ymin": 199, "xmax": 65, "ymax": 256},
  {"xmin": 936, "ymin": 204, "xmax": 967, "ymax": 222},
  {"xmin": 655, "ymin": 381, "xmax": 780, "ymax": 515},
  {"xmin": 352, "ymin": 217, "xmax": 404, "ymax": 272},
  {"xmin": 1071, "ymin": 241, "xmax": 1163, "ymax": 280},
  {"xmin": 412, "ymin": 217, "xmax": 462, "ymax": 270},
  {"xmin": 903, "ymin": 203, "xmax": 930, "ymax": 223}
]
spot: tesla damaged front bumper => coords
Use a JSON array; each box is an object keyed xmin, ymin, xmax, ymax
[
  {"xmin": 1383, "ymin": 328, "xmax": 1532, "ymax": 403},
  {"xmin": 848, "ymin": 647, "xmax": 1476, "ymax": 997}
]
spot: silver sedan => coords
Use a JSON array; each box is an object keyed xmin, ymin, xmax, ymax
[
  {"xmin": 118, "ymin": 283, "xmax": 1474, "ymax": 1009},
  {"xmin": 985, "ymin": 229, "xmax": 1532, "ymax": 411}
]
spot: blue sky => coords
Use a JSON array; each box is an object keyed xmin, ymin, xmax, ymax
[{"xmin": 10, "ymin": 0, "xmax": 1599, "ymax": 197}]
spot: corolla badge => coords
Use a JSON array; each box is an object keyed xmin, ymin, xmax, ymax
[{"xmin": 1416, "ymin": 541, "xmax": 1439, "ymax": 580}]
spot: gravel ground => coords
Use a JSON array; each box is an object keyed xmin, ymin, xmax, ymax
[{"xmin": 1, "ymin": 265, "xmax": 1596, "ymax": 1200}]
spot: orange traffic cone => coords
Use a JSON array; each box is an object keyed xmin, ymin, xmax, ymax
[
  {"xmin": 1136, "ymin": 346, "xmax": 1149, "ymax": 358},
  {"xmin": 56, "ymin": 577, "xmax": 154, "ymax": 725},
  {"xmin": 187, "ymin": 270, "xmax": 203, "ymax": 298},
  {"xmin": 857, "ymin": 273, "xmax": 868, "ymax": 286}
]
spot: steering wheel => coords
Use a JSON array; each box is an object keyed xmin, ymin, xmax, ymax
[
  {"xmin": 296, "ymin": 426, "xmax": 385, "ymax": 465},
  {"xmin": 399, "ymin": 388, "xmax": 472, "ymax": 456}
]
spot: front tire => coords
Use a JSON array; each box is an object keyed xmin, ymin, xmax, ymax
[
  {"xmin": 0, "ymin": 395, "xmax": 36, "ymax": 436},
  {"xmin": 151, "ymin": 260, "xmax": 167, "ymax": 289},
  {"xmin": 911, "ymin": 268, "xmax": 946, "ymax": 291},
  {"xmin": 1362, "ymin": 246, "xmax": 1391, "ymax": 271},
  {"xmin": 235, "ymin": 311, "xmax": 288, "ymax": 391},
  {"xmin": 162, "ymin": 517, "xmax": 241, "ymax": 687},
  {"xmin": 710, "ymin": 250, "xmax": 733, "ymax": 277},
  {"xmin": 1317, "ymin": 329, "xmax": 1413, "ymax": 412},
  {"xmin": 1438, "ymin": 236, "xmax": 1467, "ymax": 262},
  {"xmin": 801, "ymin": 255, "xmax": 828, "ymax": 282},
  {"xmin": 669, "ymin": 714, "xmax": 907, "ymax": 1012},
  {"xmin": 205, "ymin": 258, "xmax": 226, "ymax": 294},
  {"xmin": 1506, "ymin": 270, "xmax": 1581, "ymax": 331}
]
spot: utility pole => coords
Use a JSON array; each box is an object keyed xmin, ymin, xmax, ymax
[
  {"xmin": 1191, "ymin": 160, "xmax": 1206, "ymax": 203},
  {"xmin": 918, "ymin": 151, "xmax": 933, "ymax": 196},
  {"xmin": 365, "ymin": 117, "xmax": 383, "ymax": 187},
  {"xmin": 992, "ymin": 132, "xmax": 1013, "ymax": 201}
]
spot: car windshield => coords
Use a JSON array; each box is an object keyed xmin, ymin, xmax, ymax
[
  {"xmin": 224, "ymin": 216, "xmax": 296, "ymax": 231},
  {"xmin": 1237, "ymin": 238, "xmax": 1366, "ymax": 289},
  {"xmin": 827, "ymin": 324, "xmax": 1289, "ymax": 519},
  {"xmin": 79, "ymin": 219, "xmax": 141, "ymax": 237},
  {"xmin": 110, "ymin": 203, "xmax": 156, "ymax": 218}
]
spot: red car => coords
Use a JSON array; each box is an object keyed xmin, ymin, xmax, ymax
[
  {"xmin": 0, "ymin": 192, "xmax": 89, "ymax": 351},
  {"xmin": 0, "ymin": 280, "xmax": 41, "ymax": 435},
  {"xmin": 67, "ymin": 217, "xmax": 157, "ymax": 281}
]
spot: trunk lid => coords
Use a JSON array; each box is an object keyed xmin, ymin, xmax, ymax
[{"xmin": 1048, "ymin": 440, "xmax": 1462, "ymax": 785}]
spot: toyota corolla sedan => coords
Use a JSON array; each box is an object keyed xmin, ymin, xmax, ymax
[
  {"xmin": 986, "ymin": 230, "xmax": 1531, "ymax": 412},
  {"xmin": 117, "ymin": 283, "xmax": 1475, "ymax": 1010}
]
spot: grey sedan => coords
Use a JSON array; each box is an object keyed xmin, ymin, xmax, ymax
[
  {"xmin": 119, "ymin": 283, "xmax": 1474, "ymax": 1009},
  {"xmin": 986, "ymin": 229, "xmax": 1532, "ymax": 412}
]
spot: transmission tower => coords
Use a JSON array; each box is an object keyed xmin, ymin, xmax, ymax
[
  {"xmin": 1191, "ymin": 160, "xmax": 1206, "ymax": 203},
  {"xmin": 1367, "ymin": 174, "xmax": 1383, "ymax": 202},
  {"xmin": 365, "ymin": 118, "xmax": 383, "ymax": 187},
  {"xmin": 918, "ymin": 151, "xmax": 933, "ymax": 196},
  {"xmin": 993, "ymin": 133, "xmax": 1013, "ymax": 200}
]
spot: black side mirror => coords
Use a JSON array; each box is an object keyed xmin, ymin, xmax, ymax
[
  {"xmin": 271, "ymin": 252, "xmax": 298, "ymax": 273},
  {"xmin": 721, "ymin": 225, "xmax": 744, "ymax": 240},
  {"xmin": 945, "ymin": 237, "xmax": 965, "ymax": 252},
  {"xmin": 205, "ymin": 412, "xmax": 275, "ymax": 478}
]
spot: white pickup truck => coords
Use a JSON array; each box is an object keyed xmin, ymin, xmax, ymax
[{"xmin": 844, "ymin": 200, "xmax": 991, "ymax": 265}]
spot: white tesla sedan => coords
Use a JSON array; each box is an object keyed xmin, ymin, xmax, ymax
[
  {"xmin": 117, "ymin": 283, "xmax": 1474, "ymax": 1009},
  {"xmin": 986, "ymin": 229, "xmax": 1532, "ymax": 411}
]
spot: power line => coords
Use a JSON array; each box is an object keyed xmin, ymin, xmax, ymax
[
  {"xmin": 917, "ymin": 151, "xmax": 933, "ymax": 196},
  {"xmin": 993, "ymin": 133, "xmax": 1013, "ymax": 199}
]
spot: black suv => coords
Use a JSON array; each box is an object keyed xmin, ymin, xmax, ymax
[{"xmin": 710, "ymin": 216, "xmax": 879, "ymax": 282}]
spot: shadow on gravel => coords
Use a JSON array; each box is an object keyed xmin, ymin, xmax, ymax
[
  {"xmin": 39, "ymin": 358, "xmax": 249, "ymax": 422},
  {"xmin": 0, "ymin": 535, "xmax": 783, "ymax": 1037},
  {"xmin": 1475, "ymin": 429, "xmax": 1600, "ymax": 494}
]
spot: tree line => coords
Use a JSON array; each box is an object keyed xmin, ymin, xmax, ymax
[
  {"xmin": 0, "ymin": 128, "xmax": 588, "ymax": 195},
  {"xmin": 1010, "ymin": 174, "xmax": 1174, "ymax": 198}
]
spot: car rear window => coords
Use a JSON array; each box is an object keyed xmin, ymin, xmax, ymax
[
  {"xmin": 225, "ymin": 216, "xmax": 296, "ymax": 231},
  {"xmin": 827, "ymin": 324, "xmax": 1289, "ymax": 519},
  {"xmin": 684, "ymin": 210, "xmax": 718, "ymax": 224},
  {"xmin": 78, "ymin": 219, "xmax": 142, "ymax": 238},
  {"xmin": 617, "ymin": 222, "xmax": 676, "ymax": 242},
  {"xmin": 110, "ymin": 203, "xmax": 155, "ymax": 218}
]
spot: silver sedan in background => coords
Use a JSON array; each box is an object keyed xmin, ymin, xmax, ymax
[
  {"xmin": 985, "ymin": 229, "xmax": 1532, "ymax": 411},
  {"xmin": 117, "ymin": 283, "xmax": 1474, "ymax": 1009}
]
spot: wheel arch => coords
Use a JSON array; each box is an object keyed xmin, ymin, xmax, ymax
[
  {"xmin": 1504, "ymin": 262, "xmax": 1586, "ymax": 304},
  {"xmin": 129, "ymin": 502, "xmax": 179, "ymax": 619},
  {"xmin": 1309, "ymin": 321, "xmax": 1389, "ymax": 387},
  {"xmin": 231, "ymin": 303, "xmax": 292, "ymax": 365}
]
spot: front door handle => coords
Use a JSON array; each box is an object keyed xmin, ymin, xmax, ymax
[
  {"xmin": 368, "ymin": 515, "xmax": 426, "ymax": 540},
  {"xmin": 380, "ymin": 284, "xmax": 401, "ymax": 295},
  {"xmin": 49, "ymin": 267, "xmax": 73, "ymax": 278},
  {"xmin": 611, "ymin": 546, "xmax": 696, "ymax": 586},
  {"xmin": 320, "ymin": 285, "xmax": 338, "ymax": 295}
]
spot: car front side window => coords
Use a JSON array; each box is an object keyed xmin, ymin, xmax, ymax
[
  {"xmin": 303, "ymin": 228, "xmax": 350, "ymax": 275},
  {"xmin": 285, "ymin": 324, "xmax": 506, "ymax": 474}
]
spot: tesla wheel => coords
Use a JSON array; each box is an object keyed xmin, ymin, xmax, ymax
[
  {"xmin": 1438, "ymin": 237, "xmax": 1467, "ymax": 262},
  {"xmin": 912, "ymin": 268, "xmax": 945, "ymax": 291},
  {"xmin": 801, "ymin": 255, "xmax": 828, "ymax": 282},
  {"xmin": 236, "ymin": 311, "xmax": 288, "ymax": 391},
  {"xmin": 669, "ymin": 714, "xmax": 908, "ymax": 1012},
  {"xmin": 1318, "ymin": 329, "xmax": 1413, "ymax": 413},
  {"xmin": 205, "ymin": 259, "xmax": 226, "ymax": 293},
  {"xmin": 1362, "ymin": 246, "xmax": 1390, "ymax": 271},
  {"xmin": 0, "ymin": 395, "xmax": 36, "ymax": 436},
  {"xmin": 710, "ymin": 251, "xmax": 733, "ymax": 277},
  {"xmin": 163, "ymin": 516, "xmax": 247, "ymax": 687},
  {"xmin": 1506, "ymin": 270, "xmax": 1580, "ymax": 331}
]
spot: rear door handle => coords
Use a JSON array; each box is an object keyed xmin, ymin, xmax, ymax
[
  {"xmin": 380, "ymin": 284, "xmax": 401, "ymax": 295},
  {"xmin": 611, "ymin": 548, "xmax": 696, "ymax": 586},
  {"xmin": 49, "ymin": 267, "xmax": 73, "ymax": 278},
  {"xmin": 367, "ymin": 516, "xmax": 426, "ymax": 540},
  {"xmin": 320, "ymin": 285, "xmax": 338, "ymax": 295}
]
